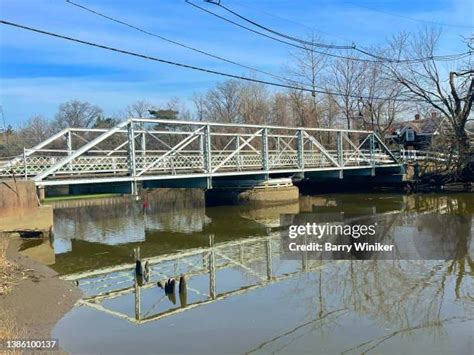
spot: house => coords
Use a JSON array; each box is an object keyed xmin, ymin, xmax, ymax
[{"xmin": 385, "ymin": 112, "xmax": 442, "ymax": 150}]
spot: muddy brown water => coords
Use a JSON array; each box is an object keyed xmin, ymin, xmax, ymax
[{"xmin": 20, "ymin": 191, "xmax": 474, "ymax": 354}]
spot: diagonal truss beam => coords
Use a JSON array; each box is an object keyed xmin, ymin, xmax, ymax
[
  {"xmin": 211, "ymin": 129, "xmax": 263, "ymax": 173},
  {"xmin": 136, "ymin": 126, "xmax": 204, "ymax": 176},
  {"xmin": 239, "ymin": 136, "xmax": 260, "ymax": 155},
  {"xmin": 342, "ymin": 133, "xmax": 371, "ymax": 166},
  {"xmin": 33, "ymin": 121, "xmax": 130, "ymax": 181},
  {"xmin": 106, "ymin": 134, "xmax": 139, "ymax": 156},
  {"xmin": 373, "ymin": 133, "xmax": 399, "ymax": 163},
  {"xmin": 1, "ymin": 128, "xmax": 70, "ymax": 170},
  {"xmin": 140, "ymin": 127, "xmax": 201, "ymax": 166},
  {"xmin": 71, "ymin": 132, "xmax": 137, "ymax": 156},
  {"xmin": 214, "ymin": 251, "xmax": 267, "ymax": 282},
  {"xmin": 212, "ymin": 136, "xmax": 237, "ymax": 159},
  {"xmin": 269, "ymin": 136, "xmax": 297, "ymax": 168},
  {"xmin": 303, "ymin": 132, "xmax": 340, "ymax": 167}
]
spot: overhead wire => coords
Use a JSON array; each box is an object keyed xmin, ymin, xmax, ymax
[
  {"xmin": 65, "ymin": 0, "xmax": 302, "ymax": 87},
  {"xmin": 208, "ymin": 0, "xmax": 355, "ymax": 50},
  {"xmin": 0, "ymin": 19, "xmax": 434, "ymax": 103},
  {"xmin": 185, "ymin": 0, "xmax": 383, "ymax": 63},
  {"xmin": 191, "ymin": 0, "xmax": 473, "ymax": 64}
]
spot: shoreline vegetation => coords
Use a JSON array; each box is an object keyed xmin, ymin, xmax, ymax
[
  {"xmin": 0, "ymin": 237, "xmax": 23, "ymax": 354},
  {"xmin": 0, "ymin": 233, "xmax": 81, "ymax": 350}
]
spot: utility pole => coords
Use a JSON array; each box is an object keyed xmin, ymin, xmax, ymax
[{"xmin": 0, "ymin": 105, "xmax": 8, "ymax": 147}]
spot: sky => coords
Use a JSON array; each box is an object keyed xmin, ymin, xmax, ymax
[{"xmin": 0, "ymin": 0, "xmax": 473, "ymax": 127}]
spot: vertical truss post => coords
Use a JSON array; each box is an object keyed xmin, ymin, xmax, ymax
[
  {"xmin": 203, "ymin": 125, "xmax": 212, "ymax": 188},
  {"xmin": 265, "ymin": 239, "xmax": 272, "ymax": 280},
  {"xmin": 23, "ymin": 148, "xmax": 27, "ymax": 179},
  {"xmin": 67, "ymin": 130, "xmax": 72, "ymax": 154},
  {"xmin": 134, "ymin": 247, "xmax": 141, "ymax": 321},
  {"xmin": 199, "ymin": 130, "xmax": 204, "ymax": 158},
  {"xmin": 208, "ymin": 234, "xmax": 216, "ymax": 300},
  {"xmin": 262, "ymin": 128, "xmax": 269, "ymax": 173},
  {"xmin": 203, "ymin": 125, "xmax": 212, "ymax": 173},
  {"xmin": 297, "ymin": 129, "xmax": 304, "ymax": 170},
  {"xmin": 140, "ymin": 132, "xmax": 146, "ymax": 156},
  {"xmin": 66, "ymin": 130, "xmax": 73, "ymax": 172},
  {"xmin": 337, "ymin": 131, "xmax": 343, "ymax": 179},
  {"xmin": 236, "ymin": 135, "xmax": 241, "ymax": 171},
  {"xmin": 369, "ymin": 133, "xmax": 375, "ymax": 176},
  {"xmin": 127, "ymin": 121, "xmax": 138, "ymax": 194}
]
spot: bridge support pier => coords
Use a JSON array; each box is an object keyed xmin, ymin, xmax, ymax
[{"xmin": 205, "ymin": 178, "xmax": 299, "ymax": 206}]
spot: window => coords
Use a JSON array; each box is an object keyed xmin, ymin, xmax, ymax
[{"xmin": 406, "ymin": 129, "xmax": 415, "ymax": 142}]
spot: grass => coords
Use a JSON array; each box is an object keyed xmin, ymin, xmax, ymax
[
  {"xmin": 0, "ymin": 237, "xmax": 24, "ymax": 354},
  {"xmin": 0, "ymin": 237, "xmax": 19, "ymax": 296},
  {"xmin": 0, "ymin": 310, "xmax": 24, "ymax": 355},
  {"xmin": 43, "ymin": 193, "xmax": 122, "ymax": 203}
]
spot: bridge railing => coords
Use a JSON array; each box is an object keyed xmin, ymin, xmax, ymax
[
  {"xmin": 396, "ymin": 149, "xmax": 455, "ymax": 163},
  {"xmin": 0, "ymin": 118, "xmax": 399, "ymax": 183}
]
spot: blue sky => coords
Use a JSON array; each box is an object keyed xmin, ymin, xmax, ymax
[{"xmin": 1, "ymin": 0, "xmax": 472, "ymax": 127}]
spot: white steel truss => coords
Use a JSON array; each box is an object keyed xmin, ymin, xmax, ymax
[{"xmin": 0, "ymin": 118, "xmax": 401, "ymax": 186}]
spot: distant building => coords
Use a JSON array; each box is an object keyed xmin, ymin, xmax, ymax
[{"xmin": 385, "ymin": 112, "xmax": 442, "ymax": 150}]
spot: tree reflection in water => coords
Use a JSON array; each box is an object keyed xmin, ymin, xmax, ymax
[
  {"xmin": 252, "ymin": 193, "xmax": 473, "ymax": 354},
  {"xmin": 45, "ymin": 192, "xmax": 472, "ymax": 354}
]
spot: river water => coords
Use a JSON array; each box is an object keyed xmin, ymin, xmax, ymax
[{"xmin": 21, "ymin": 191, "xmax": 473, "ymax": 354}]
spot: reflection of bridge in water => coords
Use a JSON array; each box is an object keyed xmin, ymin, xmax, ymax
[{"xmin": 63, "ymin": 235, "xmax": 325, "ymax": 325}]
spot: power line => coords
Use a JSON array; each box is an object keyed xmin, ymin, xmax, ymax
[
  {"xmin": 219, "ymin": 1, "xmax": 355, "ymax": 46},
  {"xmin": 190, "ymin": 0, "xmax": 472, "ymax": 64},
  {"xmin": 348, "ymin": 2, "xmax": 474, "ymax": 30},
  {"xmin": 204, "ymin": 0, "xmax": 355, "ymax": 50},
  {"xmin": 211, "ymin": 1, "xmax": 473, "ymax": 63},
  {"xmin": 185, "ymin": 0, "xmax": 381, "ymax": 63},
  {"xmin": 65, "ymin": 0, "xmax": 301, "ymax": 86},
  {"xmin": 0, "ymin": 19, "xmax": 436, "ymax": 103}
]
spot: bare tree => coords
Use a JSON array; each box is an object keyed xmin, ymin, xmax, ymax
[
  {"xmin": 239, "ymin": 82, "xmax": 270, "ymax": 125},
  {"xmin": 126, "ymin": 100, "xmax": 152, "ymax": 118},
  {"xmin": 328, "ymin": 52, "xmax": 367, "ymax": 130},
  {"xmin": 360, "ymin": 58, "xmax": 408, "ymax": 136},
  {"xmin": 204, "ymin": 80, "xmax": 241, "ymax": 123},
  {"xmin": 388, "ymin": 28, "xmax": 473, "ymax": 172},
  {"xmin": 19, "ymin": 115, "xmax": 54, "ymax": 147},
  {"xmin": 270, "ymin": 93, "xmax": 291, "ymax": 126},
  {"xmin": 54, "ymin": 100, "xmax": 103, "ymax": 129},
  {"xmin": 192, "ymin": 93, "xmax": 207, "ymax": 121},
  {"xmin": 286, "ymin": 34, "xmax": 329, "ymax": 128}
]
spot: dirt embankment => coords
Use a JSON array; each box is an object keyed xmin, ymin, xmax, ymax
[
  {"xmin": 0, "ymin": 180, "xmax": 53, "ymax": 234},
  {"xmin": 0, "ymin": 234, "xmax": 81, "ymax": 344}
]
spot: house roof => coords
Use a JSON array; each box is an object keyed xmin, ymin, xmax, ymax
[{"xmin": 387, "ymin": 115, "xmax": 442, "ymax": 136}]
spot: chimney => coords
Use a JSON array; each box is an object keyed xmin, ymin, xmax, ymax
[{"xmin": 414, "ymin": 114, "xmax": 420, "ymax": 120}]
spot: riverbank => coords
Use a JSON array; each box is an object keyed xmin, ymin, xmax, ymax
[{"xmin": 0, "ymin": 233, "xmax": 81, "ymax": 348}]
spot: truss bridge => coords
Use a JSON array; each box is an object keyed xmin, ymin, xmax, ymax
[{"xmin": 0, "ymin": 118, "xmax": 401, "ymax": 192}]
